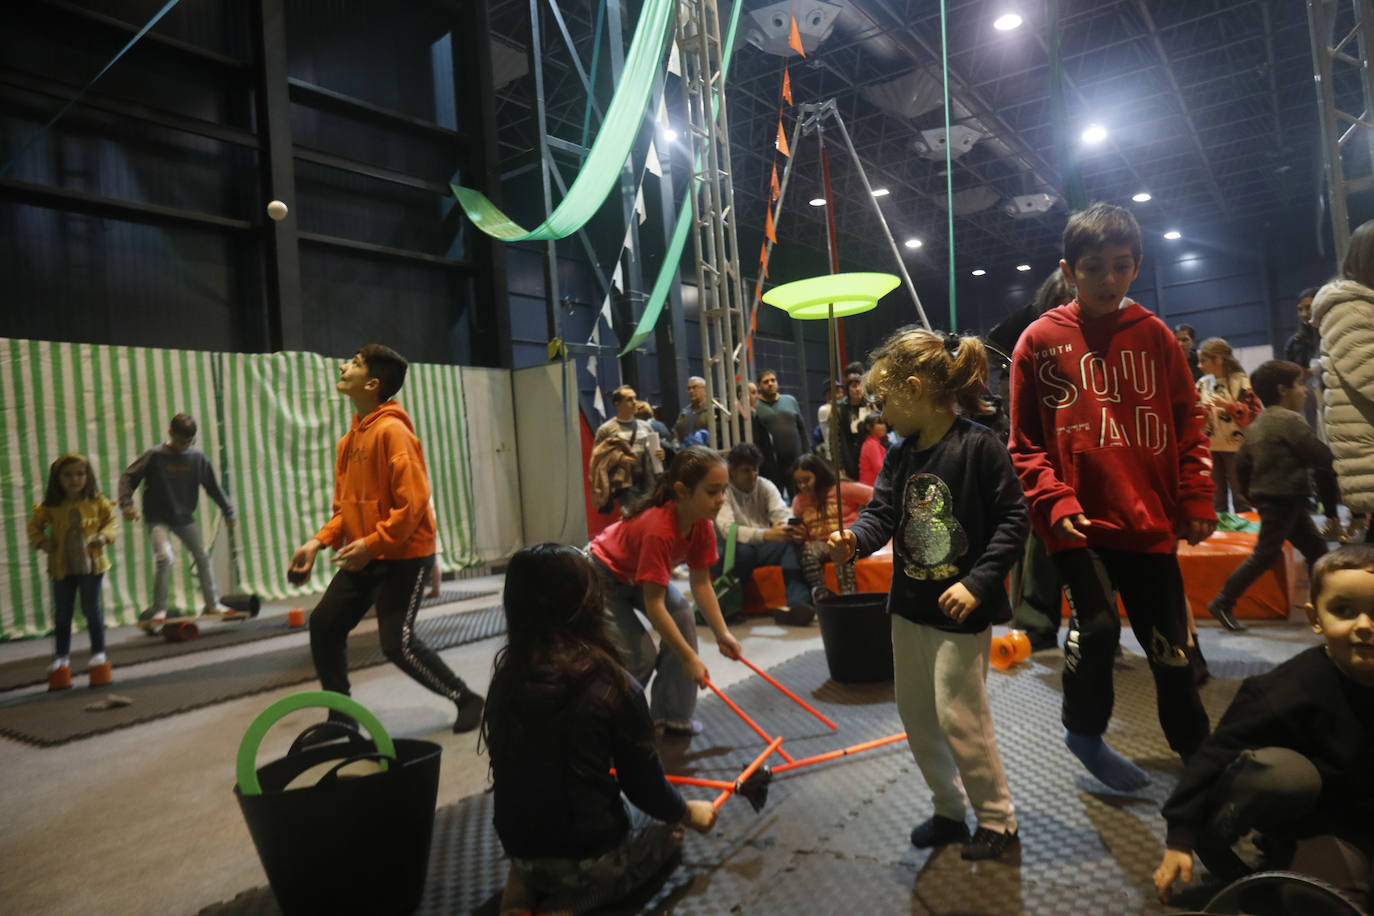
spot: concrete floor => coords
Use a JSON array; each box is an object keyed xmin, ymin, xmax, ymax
[{"xmin": 0, "ymin": 576, "xmax": 829, "ymax": 916}]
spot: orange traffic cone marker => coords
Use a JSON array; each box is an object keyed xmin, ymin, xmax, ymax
[
  {"xmin": 48, "ymin": 663, "xmax": 72, "ymax": 691},
  {"xmin": 88, "ymin": 657, "xmax": 113, "ymax": 687}
]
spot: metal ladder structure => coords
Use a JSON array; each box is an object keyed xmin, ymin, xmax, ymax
[
  {"xmin": 1307, "ymin": 0, "xmax": 1374, "ymax": 258},
  {"xmin": 676, "ymin": 0, "xmax": 749, "ymax": 448}
]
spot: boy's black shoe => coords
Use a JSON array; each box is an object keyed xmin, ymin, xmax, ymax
[
  {"xmin": 453, "ymin": 689, "xmax": 485, "ymax": 734},
  {"xmin": 1206, "ymin": 598, "xmax": 1248, "ymax": 632},
  {"xmin": 909, "ymin": 815, "xmax": 970, "ymax": 848},
  {"xmin": 961, "ymin": 826, "xmax": 1020, "ymax": 861}
]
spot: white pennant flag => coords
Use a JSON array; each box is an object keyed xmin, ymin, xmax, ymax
[
  {"xmin": 635, "ymin": 187, "xmax": 647, "ymax": 224},
  {"xmin": 668, "ymin": 40, "xmax": 682, "ymax": 76},
  {"xmin": 646, "ymin": 140, "xmax": 662, "ymax": 177}
]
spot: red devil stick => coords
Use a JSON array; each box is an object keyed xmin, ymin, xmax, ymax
[
  {"xmin": 704, "ymin": 679, "xmax": 794, "ymax": 763},
  {"xmin": 610, "ymin": 769, "xmax": 735, "ymax": 791},
  {"xmin": 736, "ymin": 655, "xmax": 838, "ymax": 731},
  {"xmin": 769, "ymin": 732, "xmax": 907, "ymax": 776},
  {"xmin": 713, "ymin": 736, "xmax": 784, "ymax": 810}
]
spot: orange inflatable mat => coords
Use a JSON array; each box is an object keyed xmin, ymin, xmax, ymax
[{"xmin": 742, "ymin": 528, "xmax": 1296, "ymax": 622}]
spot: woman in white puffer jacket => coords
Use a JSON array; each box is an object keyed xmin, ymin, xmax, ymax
[{"xmin": 1311, "ymin": 218, "xmax": 1374, "ymax": 544}]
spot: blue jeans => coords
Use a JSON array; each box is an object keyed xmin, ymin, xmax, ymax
[
  {"xmin": 149, "ymin": 522, "xmax": 218, "ymax": 612},
  {"xmin": 593, "ymin": 558, "xmax": 698, "ymax": 729},
  {"xmin": 52, "ymin": 574, "xmax": 105, "ymax": 657},
  {"xmin": 711, "ymin": 534, "xmax": 812, "ymax": 610}
]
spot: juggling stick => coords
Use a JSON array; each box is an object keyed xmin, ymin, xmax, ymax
[
  {"xmin": 737, "ymin": 654, "xmax": 838, "ymax": 731},
  {"xmin": 610, "ymin": 769, "xmax": 735, "ymax": 791},
  {"xmin": 704, "ymin": 679, "xmax": 794, "ymax": 763},
  {"xmin": 769, "ymin": 732, "xmax": 907, "ymax": 776},
  {"xmin": 713, "ymin": 736, "xmax": 783, "ymax": 811}
]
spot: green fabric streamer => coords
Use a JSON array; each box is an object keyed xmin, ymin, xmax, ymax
[
  {"xmin": 1047, "ymin": 0, "xmax": 1087, "ymax": 212},
  {"xmin": 452, "ymin": 0, "xmax": 675, "ymax": 241},
  {"xmin": 619, "ymin": 0, "xmax": 745, "ymax": 356},
  {"xmin": 940, "ymin": 0, "xmax": 956, "ymax": 331}
]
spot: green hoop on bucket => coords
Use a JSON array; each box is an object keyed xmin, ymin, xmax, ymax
[
  {"xmin": 761, "ymin": 272, "xmax": 900, "ymax": 320},
  {"xmin": 236, "ymin": 691, "xmax": 395, "ymax": 796}
]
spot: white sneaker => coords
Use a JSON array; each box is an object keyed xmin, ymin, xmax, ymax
[
  {"xmin": 204, "ymin": 604, "xmax": 234, "ymax": 617},
  {"xmin": 48, "ymin": 656, "xmax": 70, "ymax": 673},
  {"xmin": 89, "ymin": 652, "xmax": 107, "ymax": 667}
]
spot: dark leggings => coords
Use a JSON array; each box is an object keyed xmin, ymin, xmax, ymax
[
  {"xmin": 308, "ymin": 555, "xmax": 470, "ymax": 702},
  {"xmin": 52, "ymin": 574, "xmax": 104, "ymax": 657}
]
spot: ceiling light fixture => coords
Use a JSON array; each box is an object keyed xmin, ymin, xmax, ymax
[
  {"xmin": 662, "ymin": 128, "xmax": 678, "ymax": 142},
  {"xmin": 1132, "ymin": 191, "xmax": 1152, "ymax": 202},
  {"xmin": 1164, "ymin": 230, "xmax": 1182, "ymax": 240},
  {"xmin": 971, "ymin": 269, "xmax": 987, "ymax": 277},
  {"xmin": 1081, "ymin": 124, "xmax": 1107, "ymax": 144},
  {"xmin": 809, "ymin": 197, "xmax": 827, "ymax": 207},
  {"xmin": 1016, "ymin": 264, "xmax": 1032, "ymax": 271},
  {"xmin": 871, "ymin": 188, "xmax": 890, "ymax": 197},
  {"xmin": 993, "ymin": 13, "xmax": 1022, "ymax": 31},
  {"xmin": 904, "ymin": 238, "xmax": 922, "ymax": 249}
]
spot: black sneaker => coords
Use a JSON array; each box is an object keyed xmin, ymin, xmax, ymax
[
  {"xmin": 1206, "ymin": 598, "xmax": 1247, "ymax": 632},
  {"xmin": 961, "ymin": 826, "xmax": 1019, "ymax": 861},
  {"xmin": 909, "ymin": 814, "xmax": 970, "ymax": 848},
  {"xmin": 453, "ymin": 689, "xmax": 484, "ymax": 734}
]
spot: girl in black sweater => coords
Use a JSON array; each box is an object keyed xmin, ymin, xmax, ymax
[{"xmin": 483, "ymin": 544, "xmax": 716, "ymax": 915}]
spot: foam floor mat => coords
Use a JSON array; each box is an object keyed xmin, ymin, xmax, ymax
[
  {"xmin": 199, "ymin": 630, "xmax": 1315, "ymax": 915},
  {"xmin": 0, "ymin": 605, "xmax": 506, "ymax": 747},
  {"xmin": 0, "ymin": 588, "xmax": 498, "ymax": 693}
]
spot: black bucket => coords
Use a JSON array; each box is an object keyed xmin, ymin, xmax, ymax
[
  {"xmin": 220, "ymin": 593, "xmax": 261, "ymax": 616},
  {"xmin": 234, "ymin": 692, "xmax": 441, "ymax": 916},
  {"xmin": 816, "ymin": 592, "xmax": 894, "ymax": 683}
]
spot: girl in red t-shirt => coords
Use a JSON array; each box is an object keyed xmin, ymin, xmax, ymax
[
  {"xmin": 790, "ymin": 453, "xmax": 872, "ymax": 598},
  {"xmin": 858, "ymin": 414, "xmax": 891, "ymax": 487},
  {"xmin": 588, "ymin": 446, "xmax": 742, "ymax": 736}
]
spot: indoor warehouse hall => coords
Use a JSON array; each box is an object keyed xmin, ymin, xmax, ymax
[{"xmin": 2, "ymin": 1, "xmax": 1373, "ymax": 915}]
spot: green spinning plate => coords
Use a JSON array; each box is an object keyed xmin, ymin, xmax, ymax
[{"xmin": 761, "ymin": 272, "xmax": 901, "ymax": 319}]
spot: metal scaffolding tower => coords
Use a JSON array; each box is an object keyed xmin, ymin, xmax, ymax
[
  {"xmin": 677, "ymin": 0, "xmax": 749, "ymax": 448},
  {"xmin": 1308, "ymin": 0, "xmax": 1374, "ymax": 258}
]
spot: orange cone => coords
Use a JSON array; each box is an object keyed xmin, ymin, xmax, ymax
[
  {"xmin": 990, "ymin": 635, "xmax": 1016, "ymax": 670},
  {"xmin": 88, "ymin": 661, "xmax": 113, "ymax": 687}
]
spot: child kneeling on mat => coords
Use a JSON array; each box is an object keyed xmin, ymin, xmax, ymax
[
  {"xmin": 28, "ymin": 453, "xmax": 118, "ymax": 689},
  {"xmin": 1154, "ymin": 544, "xmax": 1374, "ymax": 908},
  {"xmin": 484, "ymin": 544, "xmax": 718, "ymax": 915},
  {"xmin": 829, "ymin": 328, "xmax": 1029, "ymax": 861}
]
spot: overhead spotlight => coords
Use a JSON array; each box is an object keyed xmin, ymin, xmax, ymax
[
  {"xmin": 871, "ymin": 188, "xmax": 890, "ymax": 197},
  {"xmin": 809, "ymin": 198, "xmax": 827, "ymax": 207},
  {"xmin": 903, "ymin": 238, "xmax": 922, "ymax": 249},
  {"xmin": 971, "ymin": 268, "xmax": 987, "ymax": 277},
  {"xmin": 1016, "ymin": 264, "xmax": 1032, "ymax": 271},
  {"xmin": 1081, "ymin": 124, "xmax": 1108, "ymax": 144},
  {"xmin": 1132, "ymin": 191, "xmax": 1152, "ymax": 202},
  {"xmin": 993, "ymin": 13, "xmax": 1023, "ymax": 31},
  {"xmin": 1164, "ymin": 230, "xmax": 1182, "ymax": 240},
  {"xmin": 662, "ymin": 128, "xmax": 678, "ymax": 142}
]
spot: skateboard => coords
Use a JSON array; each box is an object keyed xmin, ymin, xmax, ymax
[{"xmin": 137, "ymin": 606, "xmax": 258, "ymax": 642}]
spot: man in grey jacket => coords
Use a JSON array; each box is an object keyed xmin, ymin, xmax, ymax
[
  {"xmin": 712, "ymin": 443, "xmax": 812, "ymax": 617},
  {"xmin": 119, "ymin": 413, "xmax": 236, "ymax": 622},
  {"xmin": 1207, "ymin": 361, "xmax": 1332, "ymax": 630}
]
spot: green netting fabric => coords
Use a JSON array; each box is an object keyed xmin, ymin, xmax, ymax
[{"xmin": 452, "ymin": 0, "xmax": 675, "ymax": 242}]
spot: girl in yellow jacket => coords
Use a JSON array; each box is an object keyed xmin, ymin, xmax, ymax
[{"xmin": 27, "ymin": 454, "xmax": 118, "ymax": 690}]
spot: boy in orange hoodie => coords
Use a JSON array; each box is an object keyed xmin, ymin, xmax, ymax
[{"xmin": 289, "ymin": 344, "xmax": 484, "ymax": 733}]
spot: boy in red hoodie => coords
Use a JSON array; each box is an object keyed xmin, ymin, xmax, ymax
[
  {"xmin": 288, "ymin": 344, "xmax": 484, "ymax": 733},
  {"xmin": 1008, "ymin": 203, "xmax": 1215, "ymax": 791}
]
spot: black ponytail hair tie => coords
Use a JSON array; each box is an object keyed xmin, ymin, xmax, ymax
[{"xmin": 943, "ymin": 332, "xmax": 960, "ymax": 355}]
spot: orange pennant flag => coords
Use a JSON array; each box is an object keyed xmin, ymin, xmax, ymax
[
  {"xmin": 776, "ymin": 117, "xmax": 790, "ymax": 157},
  {"xmin": 765, "ymin": 207, "xmax": 778, "ymax": 244},
  {"xmin": 782, "ymin": 66, "xmax": 793, "ymax": 106},
  {"xmin": 754, "ymin": 277, "xmax": 764, "ymax": 301},
  {"xmin": 759, "ymin": 241, "xmax": 770, "ymax": 278},
  {"xmin": 788, "ymin": 12, "xmax": 806, "ymax": 57},
  {"xmin": 770, "ymin": 163, "xmax": 781, "ymax": 200}
]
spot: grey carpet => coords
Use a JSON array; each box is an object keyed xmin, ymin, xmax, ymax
[
  {"xmin": 0, "ymin": 605, "xmax": 506, "ymax": 747},
  {"xmin": 198, "ymin": 629, "xmax": 1316, "ymax": 915},
  {"xmin": 0, "ymin": 588, "xmax": 498, "ymax": 693}
]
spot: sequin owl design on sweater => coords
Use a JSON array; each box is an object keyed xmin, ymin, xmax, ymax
[{"xmin": 900, "ymin": 473, "xmax": 967, "ymax": 580}]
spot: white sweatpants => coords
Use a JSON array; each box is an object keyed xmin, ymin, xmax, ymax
[{"xmin": 892, "ymin": 614, "xmax": 1016, "ymax": 833}]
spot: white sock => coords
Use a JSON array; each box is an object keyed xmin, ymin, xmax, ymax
[
  {"xmin": 89, "ymin": 652, "xmax": 107, "ymax": 667},
  {"xmin": 49, "ymin": 656, "xmax": 70, "ymax": 672}
]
